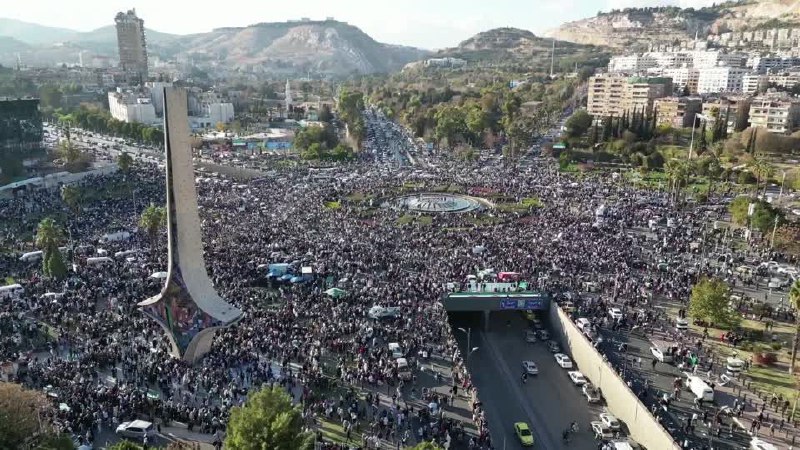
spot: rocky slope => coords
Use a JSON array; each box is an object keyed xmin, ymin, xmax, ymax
[
  {"xmin": 0, "ymin": 18, "xmax": 427, "ymax": 76},
  {"xmin": 547, "ymin": 0, "xmax": 800, "ymax": 50},
  {"xmin": 434, "ymin": 27, "xmax": 609, "ymax": 70}
]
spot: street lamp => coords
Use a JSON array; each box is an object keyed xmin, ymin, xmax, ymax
[
  {"xmin": 457, "ymin": 327, "xmax": 472, "ymax": 360},
  {"xmin": 688, "ymin": 113, "xmax": 712, "ymax": 160},
  {"xmin": 780, "ymin": 170, "xmax": 787, "ymax": 199}
]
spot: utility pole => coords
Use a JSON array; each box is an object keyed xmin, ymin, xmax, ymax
[{"xmin": 550, "ymin": 39, "xmax": 556, "ymax": 79}]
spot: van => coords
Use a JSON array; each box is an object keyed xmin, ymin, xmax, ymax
[
  {"xmin": 575, "ymin": 318, "xmax": 591, "ymax": 331},
  {"xmin": 0, "ymin": 284, "xmax": 25, "ymax": 299},
  {"xmin": 396, "ymin": 358, "xmax": 412, "ymax": 380},
  {"xmin": 114, "ymin": 250, "xmax": 137, "ymax": 259},
  {"xmin": 86, "ymin": 257, "xmax": 114, "ymax": 266},
  {"xmin": 687, "ymin": 376, "xmax": 714, "ymax": 402},
  {"xmin": 100, "ymin": 231, "xmax": 131, "ymax": 243},
  {"xmin": 388, "ymin": 342, "xmax": 403, "ymax": 359},
  {"xmin": 19, "ymin": 251, "xmax": 44, "ymax": 262}
]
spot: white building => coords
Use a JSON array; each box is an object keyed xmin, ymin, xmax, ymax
[
  {"xmin": 108, "ymin": 89, "xmax": 157, "ymax": 124},
  {"xmin": 661, "ymin": 67, "xmax": 700, "ymax": 93},
  {"xmin": 146, "ymin": 81, "xmax": 173, "ymax": 117},
  {"xmin": 693, "ymin": 51, "xmax": 746, "ymax": 69},
  {"xmin": 747, "ymin": 55, "xmax": 800, "ymax": 74},
  {"xmin": 423, "ymin": 57, "xmax": 467, "ymax": 68},
  {"xmin": 742, "ymin": 74, "xmax": 769, "ymax": 94},
  {"xmin": 696, "ymin": 66, "xmax": 749, "ymax": 94},
  {"xmin": 608, "ymin": 55, "xmax": 657, "ymax": 72}
]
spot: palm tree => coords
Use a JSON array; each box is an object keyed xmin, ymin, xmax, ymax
[
  {"xmin": 789, "ymin": 280, "xmax": 800, "ymax": 374},
  {"xmin": 750, "ymin": 157, "xmax": 774, "ymax": 194},
  {"xmin": 60, "ymin": 185, "xmax": 82, "ymax": 214},
  {"xmin": 117, "ymin": 152, "xmax": 134, "ymax": 174},
  {"xmin": 139, "ymin": 203, "xmax": 167, "ymax": 245},
  {"xmin": 36, "ymin": 218, "xmax": 66, "ymax": 279},
  {"xmin": 664, "ymin": 158, "xmax": 689, "ymax": 203}
]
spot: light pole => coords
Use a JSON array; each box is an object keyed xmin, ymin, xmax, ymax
[
  {"xmin": 780, "ymin": 170, "xmax": 787, "ymax": 199},
  {"xmin": 688, "ymin": 113, "xmax": 711, "ymax": 160},
  {"xmin": 457, "ymin": 327, "xmax": 472, "ymax": 360}
]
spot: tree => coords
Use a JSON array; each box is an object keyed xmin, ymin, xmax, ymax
[
  {"xmin": 60, "ymin": 185, "xmax": 82, "ymax": 214},
  {"xmin": 434, "ymin": 105, "xmax": 467, "ymax": 148},
  {"xmin": 117, "ymin": 152, "xmax": 134, "ymax": 174},
  {"xmin": 57, "ymin": 139, "xmax": 82, "ymax": 165},
  {"xmin": 790, "ymin": 280, "xmax": 800, "ymax": 374},
  {"xmin": 225, "ymin": 386, "xmax": 314, "ymax": 450},
  {"xmin": 0, "ymin": 382, "xmax": 50, "ymax": 449},
  {"xmin": 664, "ymin": 158, "xmax": 689, "ymax": 202},
  {"xmin": 411, "ymin": 443, "xmax": 443, "ymax": 450},
  {"xmin": 749, "ymin": 157, "xmax": 774, "ymax": 192},
  {"xmin": 565, "ymin": 110, "xmax": 593, "ymax": 138},
  {"xmin": 139, "ymin": 204, "xmax": 167, "ymax": 245},
  {"xmin": 689, "ymin": 278, "xmax": 740, "ymax": 330},
  {"xmin": 318, "ymin": 104, "xmax": 333, "ymax": 123},
  {"xmin": 36, "ymin": 218, "xmax": 66, "ymax": 279},
  {"xmin": 773, "ymin": 224, "xmax": 800, "ymax": 257}
]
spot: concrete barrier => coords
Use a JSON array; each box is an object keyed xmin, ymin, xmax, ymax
[{"xmin": 548, "ymin": 305, "xmax": 681, "ymax": 450}]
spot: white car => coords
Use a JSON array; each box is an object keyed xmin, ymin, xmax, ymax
[
  {"xmin": 583, "ymin": 383, "xmax": 602, "ymax": 402},
  {"xmin": 650, "ymin": 346, "xmax": 673, "ymax": 363},
  {"xmin": 676, "ymin": 318, "xmax": 689, "ymax": 330},
  {"xmin": 599, "ymin": 412, "xmax": 621, "ymax": 431},
  {"xmin": 575, "ymin": 318, "xmax": 591, "ymax": 331},
  {"xmin": 522, "ymin": 360, "xmax": 539, "ymax": 375},
  {"xmin": 116, "ymin": 420, "xmax": 156, "ymax": 440},
  {"xmin": 591, "ymin": 421, "xmax": 614, "ymax": 440},
  {"xmin": 568, "ymin": 371, "xmax": 587, "ymax": 386},
  {"xmin": 525, "ymin": 330, "xmax": 537, "ymax": 343},
  {"xmin": 554, "ymin": 353, "xmax": 573, "ymax": 369},
  {"xmin": 608, "ymin": 307, "xmax": 623, "ymax": 320}
]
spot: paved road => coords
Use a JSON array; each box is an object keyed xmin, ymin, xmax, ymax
[
  {"xmin": 597, "ymin": 323, "xmax": 751, "ymax": 450},
  {"xmin": 453, "ymin": 311, "xmax": 599, "ymax": 450}
]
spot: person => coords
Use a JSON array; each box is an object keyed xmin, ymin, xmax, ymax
[{"xmin": 521, "ymin": 372, "xmax": 527, "ymax": 383}]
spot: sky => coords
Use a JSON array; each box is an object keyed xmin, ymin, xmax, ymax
[{"xmin": 5, "ymin": 0, "xmax": 719, "ymax": 49}]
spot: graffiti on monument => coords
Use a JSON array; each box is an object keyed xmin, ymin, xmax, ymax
[{"xmin": 142, "ymin": 268, "xmax": 222, "ymax": 353}]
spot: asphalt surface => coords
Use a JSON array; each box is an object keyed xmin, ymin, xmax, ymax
[
  {"xmin": 452, "ymin": 311, "xmax": 600, "ymax": 450},
  {"xmin": 596, "ymin": 319, "xmax": 752, "ymax": 449}
]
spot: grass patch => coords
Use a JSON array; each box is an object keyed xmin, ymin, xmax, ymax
[
  {"xmin": 559, "ymin": 163, "xmax": 579, "ymax": 173},
  {"xmin": 684, "ymin": 312, "xmax": 800, "ymax": 400},
  {"xmin": 495, "ymin": 197, "xmax": 542, "ymax": 213},
  {"xmin": 319, "ymin": 418, "xmax": 362, "ymax": 445},
  {"xmin": 396, "ymin": 214, "xmax": 433, "ymax": 226},
  {"xmin": 324, "ymin": 201, "xmax": 342, "ymax": 210},
  {"xmin": 4, "ymin": 277, "xmax": 15, "ymax": 285}
]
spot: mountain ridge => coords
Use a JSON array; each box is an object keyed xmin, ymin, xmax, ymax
[
  {"xmin": 0, "ymin": 18, "xmax": 428, "ymax": 76},
  {"xmin": 546, "ymin": 0, "xmax": 800, "ymax": 50}
]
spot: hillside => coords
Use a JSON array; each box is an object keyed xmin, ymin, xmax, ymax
[
  {"xmin": 435, "ymin": 27, "xmax": 609, "ymax": 71},
  {"xmin": 179, "ymin": 21, "xmax": 428, "ymax": 75},
  {"xmin": 0, "ymin": 18, "xmax": 428, "ymax": 76},
  {"xmin": 547, "ymin": 0, "xmax": 800, "ymax": 50}
]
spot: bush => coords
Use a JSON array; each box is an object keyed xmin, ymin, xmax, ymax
[
  {"xmin": 754, "ymin": 351, "xmax": 778, "ymax": 366},
  {"xmin": 737, "ymin": 171, "xmax": 757, "ymax": 184},
  {"xmin": 771, "ymin": 342, "xmax": 783, "ymax": 351}
]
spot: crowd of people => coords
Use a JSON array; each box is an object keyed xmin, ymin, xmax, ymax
[{"xmin": 1, "ymin": 131, "xmax": 795, "ymax": 450}]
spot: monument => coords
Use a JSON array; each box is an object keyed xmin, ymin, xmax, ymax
[{"xmin": 138, "ymin": 87, "xmax": 243, "ymax": 364}]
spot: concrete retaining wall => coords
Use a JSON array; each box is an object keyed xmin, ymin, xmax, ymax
[{"xmin": 548, "ymin": 305, "xmax": 681, "ymax": 450}]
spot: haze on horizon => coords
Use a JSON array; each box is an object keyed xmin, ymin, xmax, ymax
[{"xmin": 5, "ymin": 0, "xmax": 718, "ymax": 49}]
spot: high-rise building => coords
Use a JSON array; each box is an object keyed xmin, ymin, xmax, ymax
[
  {"xmin": 696, "ymin": 67, "xmax": 749, "ymax": 94},
  {"xmin": 115, "ymin": 9, "xmax": 148, "ymax": 82}
]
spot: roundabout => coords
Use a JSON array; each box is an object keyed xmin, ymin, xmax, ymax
[{"xmin": 386, "ymin": 193, "xmax": 493, "ymax": 213}]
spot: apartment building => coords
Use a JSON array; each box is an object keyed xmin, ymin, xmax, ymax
[
  {"xmin": 748, "ymin": 93, "xmax": 800, "ymax": 134},
  {"xmin": 654, "ymin": 97, "xmax": 702, "ymax": 128},
  {"xmin": 702, "ymin": 96, "xmax": 751, "ymax": 134},
  {"xmin": 661, "ymin": 67, "xmax": 700, "ymax": 94},
  {"xmin": 108, "ymin": 89, "xmax": 157, "ymax": 124},
  {"xmin": 588, "ymin": 74, "xmax": 671, "ymax": 118},
  {"xmin": 742, "ymin": 74, "xmax": 769, "ymax": 94},
  {"xmin": 767, "ymin": 70, "xmax": 800, "ymax": 91},
  {"xmin": 696, "ymin": 67, "xmax": 749, "ymax": 94},
  {"xmin": 747, "ymin": 55, "xmax": 800, "ymax": 73}
]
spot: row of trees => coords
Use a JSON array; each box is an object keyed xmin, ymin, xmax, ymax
[
  {"xmin": 293, "ymin": 124, "xmax": 354, "ymax": 161},
  {"xmin": 56, "ymin": 106, "xmax": 164, "ymax": 148}
]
